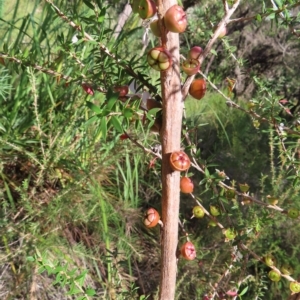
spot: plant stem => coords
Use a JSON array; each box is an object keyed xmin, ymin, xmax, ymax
[{"xmin": 158, "ymin": 1, "xmax": 183, "ymax": 299}]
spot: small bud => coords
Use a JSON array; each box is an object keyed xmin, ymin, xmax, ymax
[
  {"xmin": 248, "ymin": 101, "xmax": 256, "ymax": 110},
  {"xmin": 215, "ymin": 169, "xmax": 228, "ymax": 180},
  {"xmin": 280, "ymin": 264, "xmax": 293, "ymax": 275},
  {"xmin": 239, "ymin": 183, "xmax": 250, "ymax": 193},
  {"xmin": 241, "ymin": 197, "xmax": 252, "ymax": 205},
  {"xmin": 264, "ymin": 254, "xmax": 276, "ymax": 267},
  {"xmin": 208, "ymin": 220, "xmax": 218, "ymax": 227},
  {"xmin": 253, "ymin": 119, "xmax": 260, "ymax": 128},
  {"xmin": 210, "ymin": 205, "xmax": 220, "ymax": 217},
  {"xmin": 267, "ymin": 195, "xmax": 278, "ymax": 206},
  {"xmin": 223, "ymin": 228, "xmax": 236, "ymax": 242},
  {"xmin": 225, "ymin": 189, "xmax": 236, "ymax": 200}
]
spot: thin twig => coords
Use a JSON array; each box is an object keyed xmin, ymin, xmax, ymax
[
  {"xmin": 156, "ymin": 0, "xmax": 167, "ymax": 48},
  {"xmin": 0, "ymin": 53, "xmax": 106, "ymax": 93},
  {"xmin": 239, "ymin": 243, "xmax": 295, "ymax": 282},
  {"xmin": 44, "ymin": 0, "xmax": 160, "ymax": 98},
  {"xmin": 189, "ymin": 193, "xmax": 224, "ymax": 229},
  {"xmin": 181, "ymin": 0, "xmax": 241, "ymax": 100},
  {"xmin": 228, "ymin": 1, "xmax": 300, "ymax": 38},
  {"xmin": 123, "ymin": 131, "xmax": 162, "ymax": 159},
  {"xmin": 189, "ymin": 186, "xmax": 297, "ymax": 294},
  {"xmin": 195, "ymin": 64, "xmax": 270, "ymax": 124},
  {"xmin": 274, "ymin": 123, "xmax": 299, "ymax": 176},
  {"xmin": 182, "ymin": 55, "xmax": 300, "ymax": 137},
  {"xmin": 222, "ymin": 0, "xmax": 229, "ymax": 14},
  {"xmin": 126, "ymin": 122, "xmax": 291, "ymax": 215}
]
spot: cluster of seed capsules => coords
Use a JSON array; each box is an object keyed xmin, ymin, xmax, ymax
[
  {"xmin": 133, "ymin": 1, "xmax": 206, "ymax": 260},
  {"xmin": 264, "ymin": 254, "xmax": 300, "ymax": 294},
  {"xmin": 143, "ymin": 151, "xmax": 197, "ymax": 261},
  {"xmin": 134, "ymin": 0, "xmax": 300, "ymax": 294},
  {"xmin": 143, "ymin": 151, "xmax": 300, "ymax": 295},
  {"xmin": 130, "ymin": 1, "xmax": 209, "ymax": 100}
]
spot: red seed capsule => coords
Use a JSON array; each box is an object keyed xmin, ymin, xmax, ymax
[
  {"xmin": 180, "ymin": 241, "xmax": 196, "ymax": 260},
  {"xmin": 144, "ymin": 208, "xmax": 160, "ymax": 228},
  {"xmin": 170, "ymin": 151, "xmax": 191, "ymax": 172}
]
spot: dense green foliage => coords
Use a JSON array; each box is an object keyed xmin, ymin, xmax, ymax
[{"xmin": 0, "ymin": 0, "xmax": 300, "ymax": 299}]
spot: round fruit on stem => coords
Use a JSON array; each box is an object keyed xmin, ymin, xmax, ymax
[
  {"xmin": 164, "ymin": 5, "xmax": 187, "ymax": 33},
  {"xmin": 192, "ymin": 206, "xmax": 205, "ymax": 218},
  {"xmin": 138, "ymin": 0, "xmax": 157, "ymax": 19},
  {"xmin": 223, "ymin": 228, "xmax": 236, "ymax": 241},
  {"xmin": 144, "ymin": 208, "xmax": 160, "ymax": 228},
  {"xmin": 280, "ymin": 264, "xmax": 293, "ymax": 275},
  {"xmin": 114, "ymin": 85, "xmax": 129, "ymax": 97},
  {"xmin": 208, "ymin": 219, "xmax": 218, "ymax": 227},
  {"xmin": 290, "ymin": 281, "xmax": 300, "ymax": 294},
  {"xmin": 187, "ymin": 46, "xmax": 203, "ymax": 60},
  {"xmin": 170, "ymin": 151, "xmax": 191, "ymax": 172},
  {"xmin": 182, "ymin": 58, "xmax": 200, "ymax": 76},
  {"xmin": 225, "ymin": 189, "xmax": 236, "ymax": 200},
  {"xmin": 180, "ymin": 177, "xmax": 194, "ymax": 193},
  {"xmin": 147, "ymin": 47, "xmax": 172, "ymax": 72},
  {"xmin": 180, "ymin": 241, "xmax": 196, "ymax": 260},
  {"xmin": 287, "ymin": 207, "xmax": 299, "ymax": 219},
  {"xmin": 239, "ymin": 183, "xmax": 250, "ymax": 193},
  {"xmin": 189, "ymin": 79, "xmax": 206, "ymax": 100},
  {"xmin": 264, "ymin": 254, "xmax": 276, "ymax": 267},
  {"xmin": 210, "ymin": 205, "xmax": 220, "ymax": 217},
  {"xmin": 268, "ymin": 270, "xmax": 281, "ymax": 282}
]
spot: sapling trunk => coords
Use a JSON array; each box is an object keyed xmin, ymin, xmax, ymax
[{"xmin": 158, "ymin": 1, "xmax": 183, "ymax": 299}]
